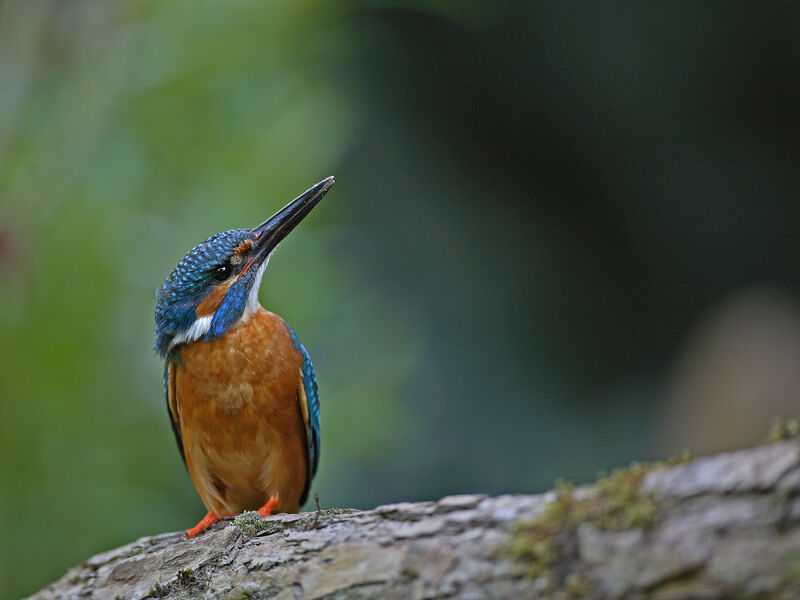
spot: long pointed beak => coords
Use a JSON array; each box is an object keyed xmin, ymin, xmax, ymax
[{"xmin": 239, "ymin": 176, "xmax": 335, "ymax": 277}]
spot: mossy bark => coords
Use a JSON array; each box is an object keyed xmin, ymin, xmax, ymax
[{"xmin": 27, "ymin": 441, "xmax": 800, "ymax": 599}]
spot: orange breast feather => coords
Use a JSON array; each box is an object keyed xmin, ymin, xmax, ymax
[{"xmin": 169, "ymin": 309, "xmax": 309, "ymax": 516}]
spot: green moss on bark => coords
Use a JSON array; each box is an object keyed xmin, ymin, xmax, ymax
[{"xmin": 507, "ymin": 453, "xmax": 691, "ymax": 580}]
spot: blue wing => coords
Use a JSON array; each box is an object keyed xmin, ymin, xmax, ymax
[
  {"xmin": 164, "ymin": 360, "xmax": 186, "ymax": 466},
  {"xmin": 285, "ymin": 323, "xmax": 320, "ymax": 505}
]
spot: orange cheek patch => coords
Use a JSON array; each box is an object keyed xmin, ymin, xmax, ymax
[{"xmin": 196, "ymin": 282, "xmax": 232, "ymax": 317}]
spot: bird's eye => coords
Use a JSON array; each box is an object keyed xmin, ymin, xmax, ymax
[{"xmin": 213, "ymin": 263, "xmax": 233, "ymax": 282}]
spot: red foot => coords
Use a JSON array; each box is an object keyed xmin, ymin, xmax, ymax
[
  {"xmin": 185, "ymin": 511, "xmax": 220, "ymax": 538},
  {"xmin": 257, "ymin": 494, "xmax": 280, "ymax": 518}
]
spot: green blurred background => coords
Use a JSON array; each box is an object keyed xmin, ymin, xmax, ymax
[{"xmin": 2, "ymin": 1, "xmax": 799, "ymax": 597}]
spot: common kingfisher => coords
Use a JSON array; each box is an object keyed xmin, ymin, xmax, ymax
[{"xmin": 154, "ymin": 177, "xmax": 333, "ymax": 537}]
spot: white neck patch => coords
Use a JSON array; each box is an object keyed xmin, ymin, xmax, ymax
[{"xmin": 169, "ymin": 315, "xmax": 213, "ymax": 349}]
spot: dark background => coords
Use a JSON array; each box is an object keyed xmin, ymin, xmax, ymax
[{"xmin": 1, "ymin": 2, "xmax": 798, "ymax": 597}]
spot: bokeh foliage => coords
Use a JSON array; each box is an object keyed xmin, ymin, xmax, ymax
[{"xmin": 1, "ymin": 1, "xmax": 799, "ymax": 597}]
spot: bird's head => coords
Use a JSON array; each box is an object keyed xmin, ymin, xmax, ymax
[{"xmin": 155, "ymin": 176, "xmax": 334, "ymax": 358}]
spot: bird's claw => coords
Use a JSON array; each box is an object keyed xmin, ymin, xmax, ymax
[{"xmin": 257, "ymin": 494, "xmax": 280, "ymax": 518}]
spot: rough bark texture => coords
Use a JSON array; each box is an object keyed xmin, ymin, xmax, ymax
[{"xmin": 27, "ymin": 441, "xmax": 800, "ymax": 600}]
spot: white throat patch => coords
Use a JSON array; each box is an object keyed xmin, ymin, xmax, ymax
[{"xmin": 242, "ymin": 256, "xmax": 270, "ymax": 322}]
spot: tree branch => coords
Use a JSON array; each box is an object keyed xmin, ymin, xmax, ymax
[{"xmin": 27, "ymin": 441, "xmax": 800, "ymax": 599}]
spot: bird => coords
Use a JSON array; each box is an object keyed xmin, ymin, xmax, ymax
[{"xmin": 154, "ymin": 176, "xmax": 333, "ymax": 538}]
